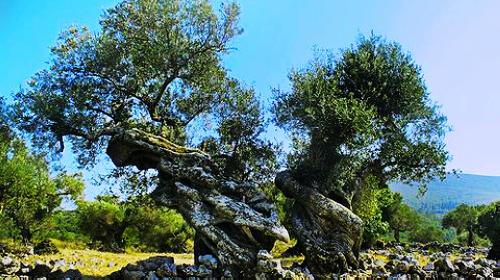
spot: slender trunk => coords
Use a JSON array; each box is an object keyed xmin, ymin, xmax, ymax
[
  {"xmin": 394, "ymin": 228, "xmax": 400, "ymax": 243},
  {"xmin": 467, "ymin": 227, "xmax": 474, "ymax": 247},
  {"xmin": 21, "ymin": 227, "xmax": 32, "ymax": 244}
]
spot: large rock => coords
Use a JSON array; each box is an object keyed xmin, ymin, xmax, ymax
[{"xmin": 0, "ymin": 255, "xmax": 20, "ymax": 275}]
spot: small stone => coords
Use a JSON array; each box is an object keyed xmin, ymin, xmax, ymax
[
  {"xmin": 2, "ymin": 256, "xmax": 13, "ymax": 266},
  {"xmin": 396, "ymin": 260, "xmax": 410, "ymax": 273},
  {"xmin": 198, "ymin": 254, "xmax": 217, "ymax": 270},
  {"xmin": 156, "ymin": 262, "xmax": 176, "ymax": 277},
  {"xmin": 124, "ymin": 263, "xmax": 144, "ymax": 272},
  {"xmin": 257, "ymin": 250, "xmax": 273, "ymax": 260},
  {"xmin": 122, "ymin": 270, "xmax": 145, "ymax": 280},
  {"xmin": 423, "ymin": 262, "xmax": 435, "ymax": 271}
]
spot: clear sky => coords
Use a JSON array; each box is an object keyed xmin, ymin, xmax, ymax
[{"xmin": 1, "ymin": 0, "xmax": 500, "ymax": 199}]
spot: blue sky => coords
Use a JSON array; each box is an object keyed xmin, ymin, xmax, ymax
[{"xmin": 1, "ymin": 1, "xmax": 500, "ymax": 199}]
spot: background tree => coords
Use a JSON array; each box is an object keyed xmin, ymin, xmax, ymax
[
  {"xmin": 273, "ymin": 35, "xmax": 450, "ymax": 274},
  {"xmin": 0, "ymin": 100, "xmax": 84, "ymax": 244},
  {"xmin": 387, "ymin": 199, "xmax": 421, "ymax": 243},
  {"xmin": 13, "ymin": 0, "xmax": 287, "ymax": 276},
  {"xmin": 77, "ymin": 194, "xmax": 192, "ymax": 252},
  {"xmin": 442, "ymin": 203, "xmax": 483, "ymax": 247},
  {"xmin": 477, "ymin": 201, "xmax": 500, "ymax": 259}
]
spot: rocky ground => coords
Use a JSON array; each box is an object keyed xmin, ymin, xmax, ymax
[{"xmin": 0, "ymin": 241, "xmax": 499, "ymax": 279}]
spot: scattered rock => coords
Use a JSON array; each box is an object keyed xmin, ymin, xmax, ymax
[
  {"xmin": 33, "ymin": 240, "xmax": 59, "ymax": 255},
  {"xmin": 198, "ymin": 254, "xmax": 217, "ymax": 270}
]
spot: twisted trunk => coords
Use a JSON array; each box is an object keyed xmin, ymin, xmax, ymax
[
  {"xmin": 275, "ymin": 170, "xmax": 362, "ymax": 275},
  {"xmin": 105, "ymin": 129, "xmax": 289, "ymax": 277}
]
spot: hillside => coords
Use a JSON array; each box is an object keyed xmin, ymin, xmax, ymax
[{"xmin": 389, "ymin": 174, "xmax": 500, "ymax": 216}]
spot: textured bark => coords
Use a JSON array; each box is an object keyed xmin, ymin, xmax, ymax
[
  {"xmin": 488, "ymin": 240, "xmax": 500, "ymax": 260},
  {"xmin": 275, "ymin": 170, "xmax": 362, "ymax": 275},
  {"xmin": 106, "ymin": 129, "xmax": 289, "ymax": 277}
]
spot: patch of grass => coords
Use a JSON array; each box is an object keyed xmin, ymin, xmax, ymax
[{"xmin": 22, "ymin": 249, "xmax": 194, "ymax": 277}]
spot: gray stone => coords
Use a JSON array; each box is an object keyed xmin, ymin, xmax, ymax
[
  {"xmin": 156, "ymin": 262, "xmax": 176, "ymax": 277},
  {"xmin": 396, "ymin": 260, "xmax": 410, "ymax": 273},
  {"xmin": 122, "ymin": 270, "xmax": 145, "ymax": 280},
  {"xmin": 125, "ymin": 263, "xmax": 144, "ymax": 272},
  {"xmin": 198, "ymin": 254, "xmax": 217, "ymax": 270},
  {"xmin": 423, "ymin": 261, "xmax": 434, "ymax": 271},
  {"xmin": 257, "ymin": 250, "xmax": 273, "ymax": 260}
]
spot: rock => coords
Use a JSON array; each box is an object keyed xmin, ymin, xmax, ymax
[
  {"xmin": 435, "ymin": 257, "xmax": 455, "ymax": 273},
  {"xmin": 396, "ymin": 260, "xmax": 410, "ymax": 273},
  {"xmin": 33, "ymin": 240, "xmax": 59, "ymax": 255},
  {"xmin": 478, "ymin": 266, "xmax": 493, "ymax": 278},
  {"xmin": 61, "ymin": 269, "xmax": 83, "ymax": 279},
  {"xmin": 257, "ymin": 250, "xmax": 273, "ymax": 260},
  {"xmin": 29, "ymin": 264, "xmax": 51, "ymax": 278},
  {"xmin": 475, "ymin": 258, "xmax": 490, "ymax": 268},
  {"xmin": 257, "ymin": 259, "xmax": 282, "ymax": 273},
  {"xmin": 156, "ymin": 262, "xmax": 176, "ymax": 277},
  {"xmin": 18, "ymin": 262, "xmax": 32, "ymax": 275},
  {"xmin": 198, "ymin": 254, "xmax": 217, "ymax": 270},
  {"xmin": 374, "ymin": 240, "xmax": 386, "ymax": 249},
  {"xmin": 140, "ymin": 256, "xmax": 173, "ymax": 272},
  {"xmin": 122, "ymin": 270, "xmax": 145, "ymax": 280},
  {"xmin": 455, "ymin": 259, "xmax": 474, "ymax": 272},
  {"xmin": 0, "ymin": 255, "xmax": 20, "ymax": 275},
  {"xmin": 124, "ymin": 263, "xmax": 144, "ymax": 272},
  {"xmin": 423, "ymin": 262, "xmax": 435, "ymax": 271}
]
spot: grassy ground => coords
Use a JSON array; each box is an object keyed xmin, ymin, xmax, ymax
[
  {"xmin": 14, "ymin": 239, "xmax": 303, "ymax": 277},
  {"xmin": 22, "ymin": 249, "xmax": 194, "ymax": 277}
]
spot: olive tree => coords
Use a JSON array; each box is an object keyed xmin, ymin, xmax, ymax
[
  {"xmin": 477, "ymin": 201, "xmax": 500, "ymax": 259},
  {"xmin": 14, "ymin": 0, "xmax": 287, "ymax": 276},
  {"xmin": 273, "ymin": 35, "xmax": 450, "ymax": 274},
  {"xmin": 442, "ymin": 203, "xmax": 483, "ymax": 247}
]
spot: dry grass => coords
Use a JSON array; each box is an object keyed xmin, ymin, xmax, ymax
[{"xmin": 21, "ymin": 249, "xmax": 194, "ymax": 277}]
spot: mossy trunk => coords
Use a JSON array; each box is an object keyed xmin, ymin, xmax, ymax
[
  {"xmin": 105, "ymin": 129, "xmax": 289, "ymax": 277},
  {"xmin": 275, "ymin": 171, "xmax": 362, "ymax": 275}
]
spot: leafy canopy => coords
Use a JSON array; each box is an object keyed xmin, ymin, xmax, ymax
[
  {"xmin": 14, "ymin": 0, "xmax": 277, "ymax": 186},
  {"xmin": 0, "ymin": 99, "xmax": 84, "ymax": 243},
  {"xmin": 273, "ymin": 35, "xmax": 450, "ymax": 196}
]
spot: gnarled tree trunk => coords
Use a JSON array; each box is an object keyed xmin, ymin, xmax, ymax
[
  {"xmin": 275, "ymin": 170, "xmax": 362, "ymax": 275},
  {"xmin": 105, "ymin": 129, "xmax": 289, "ymax": 277}
]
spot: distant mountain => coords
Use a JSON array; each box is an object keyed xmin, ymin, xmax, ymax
[{"xmin": 389, "ymin": 174, "xmax": 500, "ymax": 216}]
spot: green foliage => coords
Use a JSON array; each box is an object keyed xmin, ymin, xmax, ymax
[
  {"xmin": 442, "ymin": 203, "xmax": 484, "ymax": 246},
  {"xmin": 0, "ymin": 101, "xmax": 84, "ymax": 243},
  {"xmin": 273, "ymin": 35, "xmax": 449, "ymax": 201},
  {"xmin": 408, "ymin": 225, "xmax": 445, "ymax": 244},
  {"xmin": 77, "ymin": 195, "xmax": 193, "ymax": 252},
  {"xmin": 351, "ymin": 175, "xmax": 391, "ymax": 247},
  {"xmin": 390, "ymin": 174, "xmax": 499, "ymax": 217},
  {"xmin": 477, "ymin": 201, "xmax": 500, "ymax": 249},
  {"xmin": 384, "ymin": 192, "xmax": 421, "ymax": 242},
  {"xmin": 407, "ymin": 213, "xmax": 446, "ymax": 244},
  {"xmin": 13, "ymin": 0, "xmax": 277, "ymax": 195}
]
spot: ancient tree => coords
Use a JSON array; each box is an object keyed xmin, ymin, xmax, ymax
[
  {"xmin": 273, "ymin": 35, "xmax": 450, "ymax": 274},
  {"xmin": 13, "ymin": 0, "xmax": 288, "ymax": 276},
  {"xmin": 477, "ymin": 202, "xmax": 500, "ymax": 260}
]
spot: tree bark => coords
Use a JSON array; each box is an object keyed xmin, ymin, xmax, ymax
[
  {"xmin": 488, "ymin": 240, "xmax": 500, "ymax": 260},
  {"xmin": 21, "ymin": 227, "xmax": 32, "ymax": 244},
  {"xmin": 105, "ymin": 129, "xmax": 289, "ymax": 277},
  {"xmin": 394, "ymin": 228, "xmax": 400, "ymax": 243},
  {"xmin": 467, "ymin": 227, "xmax": 474, "ymax": 247},
  {"xmin": 275, "ymin": 170, "xmax": 363, "ymax": 275}
]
